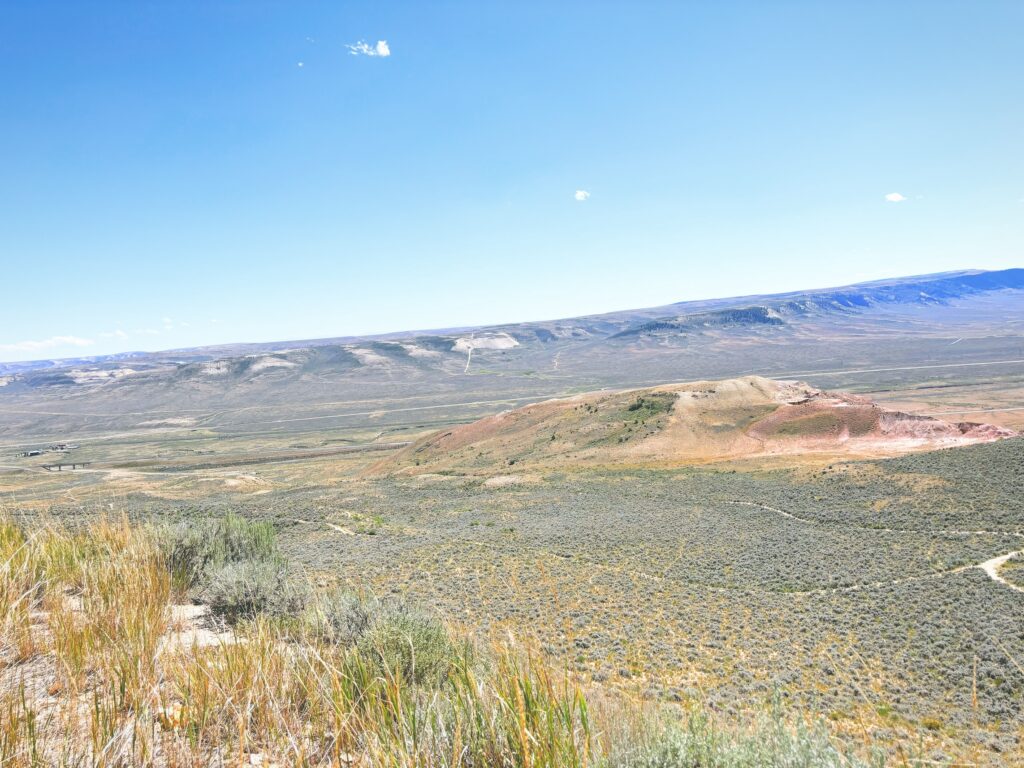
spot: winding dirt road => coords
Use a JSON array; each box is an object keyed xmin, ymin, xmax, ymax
[{"xmin": 725, "ymin": 500, "xmax": 1024, "ymax": 594}]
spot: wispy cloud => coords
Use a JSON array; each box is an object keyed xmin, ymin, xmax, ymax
[
  {"xmin": 0, "ymin": 335, "xmax": 94, "ymax": 353},
  {"xmin": 99, "ymin": 330, "xmax": 129, "ymax": 340},
  {"xmin": 574, "ymin": 190, "xmax": 591, "ymax": 202},
  {"xmin": 884, "ymin": 192, "xmax": 907, "ymax": 203},
  {"xmin": 347, "ymin": 40, "xmax": 390, "ymax": 57}
]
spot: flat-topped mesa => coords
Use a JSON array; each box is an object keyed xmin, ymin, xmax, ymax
[{"xmin": 373, "ymin": 376, "xmax": 1016, "ymax": 474}]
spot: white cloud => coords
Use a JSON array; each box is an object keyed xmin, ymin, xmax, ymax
[
  {"xmin": 574, "ymin": 190, "xmax": 591, "ymax": 202},
  {"xmin": 0, "ymin": 336, "xmax": 95, "ymax": 353},
  {"xmin": 99, "ymin": 330, "xmax": 129, "ymax": 340},
  {"xmin": 347, "ymin": 40, "xmax": 390, "ymax": 57},
  {"xmin": 884, "ymin": 192, "xmax": 907, "ymax": 203}
]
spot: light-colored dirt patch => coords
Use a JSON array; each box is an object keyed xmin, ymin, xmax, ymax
[
  {"xmin": 400, "ymin": 343, "xmax": 442, "ymax": 358},
  {"xmin": 200, "ymin": 473, "xmax": 272, "ymax": 492},
  {"xmin": 482, "ymin": 474, "xmax": 538, "ymax": 487},
  {"xmin": 248, "ymin": 356, "xmax": 298, "ymax": 372},
  {"xmin": 452, "ymin": 333, "xmax": 519, "ymax": 353},
  {"xmin": 137, "ymin": 417, "xmax": 198, "ymax": 427},
  {"xmin": 162, "ymin": 604, "xmax": 237, "ymax": 650},
  {"xmin": 350, "ymin": 348, "xmax": 390, "ymax": 366},
  {"xmin": 403, "ymin": 472, "xmax": 467, "ymax": 484},
  {"xmin": 68, "ymin": 368, "xmax": 138, "ymax": 384}
]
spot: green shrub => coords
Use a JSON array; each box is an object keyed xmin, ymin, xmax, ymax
[
  {"xmin": 604, "ymin": 706, "xmax": 873, "ymax": 768},
  {"xmin": 156, "ymin": 513, "xmax": 278, "ymax": 594},
  {"xmin": 357, "ymin": 600, "xmax": 454, "ymax": 687},
  {"xmin": 202, "ymin": 559, "xmax": 309, "ymax": 624},
  {"xmin": 625, "ymin": 392, "xmax": 676, "ymax": 417},
  {"xmin": 309, "ymin": 590, "xmax": 371, "ymax": 646},
  {"xmin": 311, "ymin": 592, "xmax": 455, "ymax": 687}
]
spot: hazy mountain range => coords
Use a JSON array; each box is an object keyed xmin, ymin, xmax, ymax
[{"xmin": 1, "ymin": 268, "xmax": 1022, "ymax": 439}]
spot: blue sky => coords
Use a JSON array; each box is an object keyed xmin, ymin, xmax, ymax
[{"xmin": 1, "ymin": 1, "xmax": 1021, "ymax": 362}]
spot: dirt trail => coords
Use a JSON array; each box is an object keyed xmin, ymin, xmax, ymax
[
  {"xmin": 979, "ymin": 552, "xmax": 1024, "ymax": 594},
  {"xmin": 725, "ymin": 501, "xmax": 1024, "ymax": 540},
  {"xmin": 798, "ymin": 554, "xmax": 1022, "ymax": 596},
  {"xmin": 457, "ymin": 535, "xmax": 1023, "ymax": 598},
  {"xmin": 725, "ymin": 500, "xmax": 1024, "ymax": 594}
]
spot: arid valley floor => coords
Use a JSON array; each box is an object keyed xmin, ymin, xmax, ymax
[{"xmin": 2, "ymin": 271, "xmax": 1024, "ymax": 764}]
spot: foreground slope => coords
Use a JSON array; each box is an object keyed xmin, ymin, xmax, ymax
[{"xmin": 378, "ymin": 376, "xmax": 1015, "ymax": 473}]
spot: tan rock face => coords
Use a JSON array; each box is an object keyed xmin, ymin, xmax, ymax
[{"xmin": 372, "ymin": 376, "xmax": 1017, "ymax": 475}]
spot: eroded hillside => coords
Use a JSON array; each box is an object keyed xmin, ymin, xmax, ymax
[{"xmin": 377, "ymin": 376, "xmax": 1016, "ymax": 473}]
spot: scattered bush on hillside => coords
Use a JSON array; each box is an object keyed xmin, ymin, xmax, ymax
[
  {"xmin": 310, "ymin": 590, "xmax": 371, "ymax": 646},
  {"xmin": 156, "ymin": 512, "xmax": 278, "ymax": 595},
  {"xmin": 626, "ymin": 392, "xmax": 676, "ymax": 417},
  {"xmin": 604, "ymin": 706, "xmax": 870, "ymax": 768},
  {"xmin": 202, "ymin": 558, "xmax": 309, "ymax": 624},
  {"xmin": 312, "ymin": 591, "xmax": 455, "ymax": 687},
  {"xmin": 357, "ymin": 600, "xmax": 455, "ymax": 687}
]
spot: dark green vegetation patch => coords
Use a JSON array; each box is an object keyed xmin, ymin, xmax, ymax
[{"xmin": 626, "ymin": 392, "xmax": 677, "ymax": 416}]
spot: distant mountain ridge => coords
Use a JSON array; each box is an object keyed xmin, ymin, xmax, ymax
[
  {"xmin": 613, "ymin": 306, "xmax": 785, "ymax": 338},
  {"xmin": 3, "ymin": 267, "xmax": 1021, "ymax": 376},
  {"xmin": 1, "ymin": 267, "xmax": 1022, "ymax": 441},
  {"xmin": 608, "ymin": 269, "xmax": 1024, "ymax": 339}
]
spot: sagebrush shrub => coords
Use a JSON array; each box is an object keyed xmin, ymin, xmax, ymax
[
  {"xmin": 602, "ymin": 706, "xmax": 870, "ymax": 768},
  {"xmin": 312, "ymin": 592, "xmax": 454, "ymax": 687},
  {"xmin": 310, "ymin": 590, "xmax": 371, "ymax": 646},
  {"xmin": 156, "ymin": 513, "xmax": 278, "ymax": 594},
  {"xmin": 356, "ymin": 599, "xmax": 454, "ymax": 687},
  {"xmin": 203, "ymin": 559, "xmax": 308, "ymax": 624}
]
